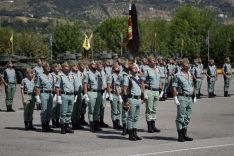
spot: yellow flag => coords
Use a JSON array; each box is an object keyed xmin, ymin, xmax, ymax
[
  {"xmin": 10, "ymin": 33, "xmax": 13, "ymax": 43},
  {"xmin": 83, "ymin": 34, "xmax": 91, "ymax": 51}
]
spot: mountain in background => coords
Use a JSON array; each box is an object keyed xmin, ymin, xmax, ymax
[{"xmin": 0, "ymin": 0, "xmax": 234, "ymax": 23}]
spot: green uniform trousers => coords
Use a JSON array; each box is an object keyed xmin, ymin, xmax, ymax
[
  {"xmin": 161, "ymin": 78, "xmax": 166, "ymax": 92},
  {"xmin": 71, "ymin": 91, "xmax": 83, "ymax": 121},
  {"xmin": 224, "ymin": 77, "xmax": 231, "ymax": 92},
  {"xmin": 60, "ymin": 94, "xmax": 74, "ymax": 124},
  {"xmin": 145, "ymin": 90, "xmax": 159, "ymax": 122},
  {"xmin": 122, "ymin": 109, "xmax": 128, "ymax": 124},
  {"xmin": 195, "ymin": 79, "xmax": 202, "ymax": 95},
  {"xmin": 52, "ymin": 100, "xmax": 60, "ymax": 121},
  {"xmin": 110, "ymin": 94, "xmax": 122, "ymax": 121},
  {"xmin": 40, "ymin": 93, "xmax": 53, "ymax": 123},
  {"xmin": 176, "ymin": 96, "xmax": 193, "ymax": 130},
  {"xmin": 81, "ymin": 98, "xmax": 87, "ymax": 116},
  {"xmin": 87, "ymin": 91, "xmax": 102, "ymax": 122},
  {"xmin": 127, "ymin": 98, "xmax": 140, "ymax": 129},
  {"xmin": 5, "ymin": 83, "xmax": 16, "ymax": 106},
  {"xmin": 100, "ymin": 91, "xmax": 107, "ymax": 118},
  {"xmin": 23, "ymin": 94, "xmax": 35, "ymax": 121},
  {"xmin": 207, "ymin": 77, "xmax": 215, "ymax": 93}
]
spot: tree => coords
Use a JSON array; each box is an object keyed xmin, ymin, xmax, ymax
[{"xmin": 0, "ymin": 28, "xmax": 12, "ymax": 54}]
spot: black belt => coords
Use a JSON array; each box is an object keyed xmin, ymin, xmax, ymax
[
  {"xmin": 145, "ymin": 87, "xmax": 160, "ymax": 91},
  {"xmin": 41, "ymin": 90, "xmax": 53, "ymax": 94},
  {"xmin": 128, "ymin": 95, "xmax": 141, "ymax": 100},
  {"xmin": 61, "ymin": 92, "xmax": 74, "ymax": 95},
  {"xmin": 178, "ymin": 93, "xmax": 192, "ymax": 97},
  {"xmin": 24, "ymin": 92, "xmax": 34, "ymax": 95},
  {"xmin": 161, "ymin": 77, "xmax": 166, "ymax": 79},
  {"xmin": 226, "ymin": 73, "xmax": 232, "ymax": 75},
  {"xmin": 196, "ymin": 77, "xmax": 201, "ymax": 79},
  {"xmin": 9, "ymin": 82, "xmax": 16, "ymax": 84},
  {"xmin": 111, "ymin": 91, "xmax": 116, "ymax": 94},
  {"xmin": 89, "ymin": 89, "xmax": 101, "ymax": 92}
]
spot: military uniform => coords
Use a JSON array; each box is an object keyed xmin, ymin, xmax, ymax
[
  {"xmin": 21, "ymin": 77, "xmax": 36, "ymax": 130},
  {"xmin": 206, "ymin": 63, "xmax": 217, "ymax": 98},
  {"xmin": 35, "ymin": 72, "xmax": 54, "ymax": 132},
  {"xmin": 172, "ymin": 67, "xmax": 194, "ymax": 142},
  {"xmin": 166, "ymin": 62, "xmax": 175, "ymax": 96},
  {"xmin": 51, "ymin": 72, "xmax": 60, "ymax": 128},
  {"xmin": 222, "ymin": 61, "xmax": 232, "ymax": 97},
  {"xmin": 84, "ymin": 69, "xmax": 103, "ymax": 132},
  {"xmin": 3, "ymin": 67, "xmax": 16, "ymax": 112},
  {"xmin": 192, "ymin": 63, "xmax": 202, "ymax": 98},
  {"xmin": 144, "ymin": 65, "xmax": 161, "ymax": 133},
  {"xmin": 158, "ymin": 64, "xmax": 167, "ymax": 101},
  {"xmin": 79, "ymin": 69, "xmax": 88, "ymax": 125}
]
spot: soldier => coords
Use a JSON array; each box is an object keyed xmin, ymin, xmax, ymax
[
  {"xmin": 83, "ymin": 61, "xmax": 103, "ymax": 132},
  {"xmin": 33, "ymin": 58, "xmax": 43, "ymax": 78},
  {"xmin": 2, "ymin": 61, "xmax": 16, "ymax": 112},
  {"xmin": 119, "ymin": 59, "xmax": 130, "ymax": 135},
  {"xmin": 222, "ymin": 57, "xmax": 232, "ymax": 97},
  {"xmin": 97, "ymin": 61, "xmax": 109, "ymax": 128},
  {"xmin": 172, "ymin": 58, "xmax": 195, "ymax": 142},
  {"xmin": 206, "ymin": 59, "xmax": 218, "ymax": 98},
  {"xmin": 123, "ymin": 63, "xmax": 144, "ymax": 141},
  {"xmin": 198, "ymin": 58, "xmax": 204, "ymax": 96},
  {"xmin": 70, "ymin": 61, "xmax": 84, "ymax": 130},
  {"xmin": 192, "ymin": 59, "xmax": 202, "ymax": 99},
  {"xmin": 166, "ymin": 59, "xmax": 175, "ymax": 97},
  {"xmin": 144, "ymin": 56, "xmax": 161, "ymax": 133},
  {"xmin": 139, "ymin": 58, "xmax": 148, "ymax": 73},
  {"xmin": 35, "ymin": 63, "xmax": 54, "ymax": 132},
  {"xmin": 158, "ymin": 59, "xmax": 167, "ymax": 101},
  {"xmin": 51, "ymin": 63, "xmax": 61, "ymax": 128},
  {"xmin": 107, "ymin": 63, "xmax": 123, "ymax": 129},
  {"xmin": 55, "ymin": 62, "xmax": 76, "ymax": 134},
  {"xmin": 20, "ymin": 68, "xmax": 36, "ymax": 130},
  {"xmin": 105, "ymin": 61, "xmax": 112, "ymax": 77}
]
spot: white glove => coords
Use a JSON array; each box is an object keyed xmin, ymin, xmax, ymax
[
  {"xmin": 57, "ymin": 96, "xmax": 62, "ymax": 104},
  {"xmin": 118, "ymin": 95, "xmax": 123, "ymax": 104},
  {"xmin": 193, "ymin": 96, "xmax": 197, "ymax": 103},
  {"xmin": 53, "ymin": 95, "xmax": 57, "ymax": 103},
  {"xmin": 35, "ymin": 95, "xmax": 41, "ymax": 104},
  {"xmin": 83, "ymin": 94, "xmax": 90, "ymax": 103},
  {"xmin": 74, "ymin": 95, "xmax": 78, "ymax": 103},
  {"xmin": 159, "ymin": 91, "xmax": 164, "ymax": 98},
  {"xmin": 174, "ymin": 96, "xmax": 180, "ymax": 106},
  {"xmin": 144, "ymin": 92, "xmax": 148, "ymax": 100},
  {"xmin": 105, "ymin": 92, "xmax": 109, "ymax": 99},
  {"xmin": 109, "ymin": 94, "xmax": 113, "ymax": 101}
]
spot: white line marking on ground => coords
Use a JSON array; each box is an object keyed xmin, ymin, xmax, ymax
[{"xmin": 129, "ymin": 143, "xmax": 234, "ymax": 156}]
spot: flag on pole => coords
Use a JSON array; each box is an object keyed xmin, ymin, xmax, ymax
[
  {"xmin": 83, "ymin": 34, "xmax": 91, "ymax": 51},
  {"xmin": 49, "ymin": 33, "xmax": 53, "ymax": 48},
  {"xmin": 181, "ymin": 39, "xmax": 184, "ymax": 48},
  {"xmin": 127, "ymin": 0, "xmax": 139, "ymax": 57},
  {"xmin": 9, "ymin": 32, "xmax": 13, "ymax": 44}
]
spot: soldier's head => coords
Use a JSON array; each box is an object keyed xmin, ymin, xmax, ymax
[
  {"xmin": 89, "ymin": 60, "xmax": 97, "ymax": 71},
  {"xmin": 25, "ymin": 68, "xmax": 33, "ymax": 80},
  {"xmin": 70, "ymin": 62, "xmax": 78, "ymax": 72},
  {"xmin": 43, "ymin": 62, "xmax": 50, "ymax": 73},
  {"xmin": 57, "ymin": 64, "xmax": 62, "ymax": 72},
  {"xmin": 36, "ymin": 59, "xmax": 42, "ymax": 67},
  {"xmin": 225, "ymin": 57, "xmax": 230, "ymax": 63},
  {"xmin": 194, "ymin": 59, "xmax": 199, "ymax": 66},
  {"xmin": 181, "ymin": 58, "xmax": 190, "ymax": 72},
  {"xmin": 52, "ymin": 63, "xmax": 59, "ymax": 73},
  {"xmin": 97, "ymin": 61, "xmax": 104, "ymax": 71},
  {"xmin": 142, "ymin": 58, "xmax": 148, "ymax": 65},
  {"xmin": 62, "ymin": 62, "xmax": 70, "ymax": 74},
  {"xmin": 209, "ymin": 59, "xmax": 214, "ymax": 65},
  {"xmin": 112, "ymin": 63, "xmax": 120, "ymax": 74},
  {"xmin": 122, "ymin": 59, "xmax": 129, "ymax": 70},
  {"xmin": 148, "ymin": 55, "xmax": 156, "ymax": 67},
  {"xmin": 197, "ymin": 58, "xmax": 202, "ymax": 64},
  {"xmin": 7, "ymin": 61, "xmax": 13, "ymax": 68},
  {"xmin": 129, "ymin": 63, "xmax": 138, "ymax": 74}
]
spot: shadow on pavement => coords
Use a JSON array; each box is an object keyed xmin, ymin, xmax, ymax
[
  {"xmin": 143, "ymin": 136, "xmax": 177, "ymax": 141},
  {"xmin": 4, "ymin": 127, "xmax": 61, "ymax": 133},
  {"xmin": 97, "ymin": 135, "xmax": 127, "ymax": 140}
]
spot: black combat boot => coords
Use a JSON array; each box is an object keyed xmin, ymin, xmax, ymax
[
  {"xmin": 65, "ymin": 123, "xmax": 74, "ymax": 133},
  {"xmin": 224, "ymin": 91, "xmax": 228, "ymax": 97},
  {"xmin": 213, "ymin": 92, "xmax": 216, "ymax": 97},
  {"xmin": 52, "ymin": 119, "xmax": 58, "ymax": 128},
  {"xmin": 24, "ymin": 121, "xmax": 29, "ymax": 130},
  {"xmin": 94, "ymin": 121, "xmax": 102, "ymax": 131},
  {"xmin": 28, "ymin": 121, "xmax": 36, "ymax": 130},
  {"xmin": 6, "ymin": 105, "xmax": 10, "ymax": 112},
  {"xmin": 9, "ymin": 106, "xmax": 15, "ymax": 112},
  {"xmin": 128, "ymin": 129, "xmax": 136, "ymax": 141},
  {"xmin": 113, "ymin": 119, "xmax": 122, "ymax": 130},
  {"xmin": 41, "ymin": 122, "xmax": 47, "ymax": 132},
  {"xmin": 177, "ymin": 130, "xmax": 184, "ymax": 142},
  {"xmin": 46, "ymin": 122, "xmax": 54, "ymax": 132},
  {"xmin": 99, "ymin": 116, "xmax": 109, "ymax": 128},
  {"xmin": 133, "ymin": 128, "xmax": 142, "ymax": 140},
  {"xmin": 80, "ymin": 115, "xmax": 88, "ymax": 125},
  {"xmin": 147, "ymin": 121, "xmax": 154, "ymax": 133},
  {"xmin": 182, "ymin": 128, "xmax": 193, "ymax": 141},
  {"xmin": 60, "ymin": 124, "xmax": 66, "ymax": 134},
  {"xmin": 151, "ymin": 120, "xmax": 161, "ymax": 132},
  {"xmin": 121, "ymin": 123, "xmax": 128, "ymax": 135},
  {"xmin": 90, "ymin": 122, "xmax": 96, "ymax": 133},
  {"xmin": 196, "ymin": 94, "xmax": 201, "ymax": 99}
]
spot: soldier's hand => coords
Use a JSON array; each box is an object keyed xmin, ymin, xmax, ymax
[
  {"xmin": 57, "ymin": 96, "xmax": 62, "ymax": 104},
  {"xmin": 35, "ymin": 95, "xmax": 41, "ymax": 104},
  {"xmin": 141, "ymin": 100, "xmax": 144, "ymax": 104},
  {"xmin": 118, "ymin": 95, "xmax": 123, "ymax": 104},
  {"xmin": 193, "ymin": 96, "xmax": 197, "ymax": 103},
  {"xmin": 53, "ymin": 95, "xmax": 57, "ymax": 103},
  {"xmin": 174, "ymin": 96, "xmax": 180, "ymax": 106}
]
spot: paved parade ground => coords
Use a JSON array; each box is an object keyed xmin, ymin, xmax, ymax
[{"xmin": 0, "ymin": 76, "xmax": 234, "ymax": 156}]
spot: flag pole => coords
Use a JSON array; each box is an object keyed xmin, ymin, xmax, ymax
[
  {"xmin": 11, "ymin": 30, "xmax": 13, "ymax": 56},
  {"xmin": 207, "ymin": 30, "xmax": 210, "ymax": 62}
]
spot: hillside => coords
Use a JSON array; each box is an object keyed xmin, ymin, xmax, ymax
[{"xmin": 0, "ymin": 0, "xmax": 234, "ymax": 23}]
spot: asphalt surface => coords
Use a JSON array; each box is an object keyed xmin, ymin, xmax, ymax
[{"xmin": 0, "ymin": 76, "xmax": 234, "ymax": 156}]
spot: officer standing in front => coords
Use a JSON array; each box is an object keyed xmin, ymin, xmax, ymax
[
  {"xmin": 2, "ymin": 61, "xmax": 16, "ymax": 112},
  {"xmin": 144, "ymin": 56, "xmax": 161, "ymax": 133},
  {"xmin": 172, "ymin": 58, "xmax": 195, "ymax": 142},
  {"xmin": 83, "ymin": 61, "xmax": 103, "ymax": 132},
  {"xmin": 123, "ymin": 63, "xmax": 145, "ymax": 141},
  {"xmin": 222, "ymin": 57, "xmax": 232, "ymax": 97},
  {"xmin": 35, "ymin": 63, "xmax": 54, "ymax": 132},
  {"xmin": 206, "ymin": 59, "xmax": 218, "ymax": 98},
  {"xmin": 55, "ymin": 62, "xmax": 76, "ymax": 134}
]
